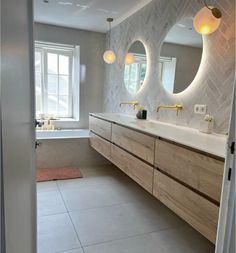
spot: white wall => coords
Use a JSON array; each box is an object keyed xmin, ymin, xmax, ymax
[{"xmin": 34, "ymin": 23, "xmax": 106, "ymax": 129}]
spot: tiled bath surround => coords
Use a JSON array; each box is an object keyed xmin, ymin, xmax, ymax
[
  {"xmin": 103, "ymin": 0, "xmax": 235, "ymax": 134},
  {"xmin": 36, "ymin": 138, "xmax": 110, "ymax": 169}
]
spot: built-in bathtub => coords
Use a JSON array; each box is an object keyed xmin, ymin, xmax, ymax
[
  {"xmin": 36, "ymin": 129, "xmax": 90, "ymax": 140},
  {"xmin": 36, "ymin": 129, "xmax": 109, "ymax": 169}
]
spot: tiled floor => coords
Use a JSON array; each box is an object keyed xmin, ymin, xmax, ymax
[{"xmin": 37, "ymin": 165, "xmax": 215, "ymax": 253}]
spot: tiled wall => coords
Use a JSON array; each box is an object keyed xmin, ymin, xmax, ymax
[
  {"xmin": 37, "ymin": 139, "xmax": 110, "ymax": 169},
  {"xmin": 103, "ymin": 0, "xmax": 235, "ymax": 134}
]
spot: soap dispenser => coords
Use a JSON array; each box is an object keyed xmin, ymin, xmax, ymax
[
  {"xmin": 136, "ymin": 106, "xmax": 147, "ymax": 120},
  {"xmin": 199, "ymin": 114, "xmax": 214, "ymax": 134}
]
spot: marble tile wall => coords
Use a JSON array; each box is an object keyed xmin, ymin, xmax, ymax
[{"xmin": 103, "ymin": 0, "xmax": 235, "ymax": 134}]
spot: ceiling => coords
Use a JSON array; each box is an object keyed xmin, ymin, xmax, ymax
[
  {"xmin": 34, "ymin": 0, "xmax": 152, "ymax": 33},
  {"xmin": 164, "ymin": 17, "xmax": 203, "ymax": 48}
]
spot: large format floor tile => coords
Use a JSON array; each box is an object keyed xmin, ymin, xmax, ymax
[
  {"xmin": 37, "ymin": 181, "xmax": 58, "ymax": 193},
  {"xmin": 57, "ymin": 165, "xmax": 130, "ymax": 191},
  {"xmin": 60, "ymin": 180, "xmax": 152, "ymax": 211},
  {"xmin": 58, "ymin": 249, "xmax": 84, "ymax": 253},
  {"xmin": 37, "ymin": 165, "xmax": 214, "ymax": 253},
  {"xmin": 83, "ymin": 227, "xmax": 214, "ymax": 253},
  {"xmin": 37, "ymin": 190, "xmax": 67, "ymax": 217},
  {"xmin": 70, "ymin": 200, "xmax": 184, "ymax": 246},
  {"xmin": 38, "ymin": 213, "xmax": 81, "ymax": 253}
]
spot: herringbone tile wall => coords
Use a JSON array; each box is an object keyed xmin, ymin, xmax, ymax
[{"xmin": 103, "ymin": 0, "xmax": 235, "ymax": 134}]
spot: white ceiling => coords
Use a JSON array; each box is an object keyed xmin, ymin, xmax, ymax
[
  {"xmin": 34, "ymin": 0, "xmax": 153, "ymax": 33},
  {"xmin": 164, "ymin": 17, "xmax": 203, "ymax": 48}
]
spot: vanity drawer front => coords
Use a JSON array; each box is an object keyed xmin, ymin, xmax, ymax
[
  {"xmin": 112, "ymin": 124, "xmax": 155, "ymax": 164},
  {"xmin": 89, "ymin": 116, "xmax": 112, "ymax": 141},
  {"xmin": 153, "ymin": 170, "xmax": 219, "ymax": 244},
  {"xmin": 154, "ymin": 139, "xmax": 224, "ymax": 202},
  {"xmin": 90, "ymin": 132, "xmax": 111, "ymax": 160},
  {"xmin": 111, "ymin": 144, "xmax": 153, "ymax": 193}
]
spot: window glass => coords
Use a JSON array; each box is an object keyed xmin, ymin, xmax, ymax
[{"xmin": 34, "ymin": 44, "xmax": 73, "ymax": 118}]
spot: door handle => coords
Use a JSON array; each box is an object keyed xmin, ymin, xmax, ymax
[
  {"xmin": 35, "ymin": 119, "xmax": 44, "ymax": 128},
  {"xmin": 35, "ymin": 141, "xmax": 41, "ymax": 149}
]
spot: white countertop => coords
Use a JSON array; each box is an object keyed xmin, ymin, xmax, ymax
[{"xmin": 90, "ymin": 113, "xmax": 227, "ymax": 158}]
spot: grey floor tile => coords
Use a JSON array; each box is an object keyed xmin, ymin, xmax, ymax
[
  {"xmin": 69, "ymin": 201, "xmax": 184, "ymax": 246},
  {"xmin": 37, "ymin": 181, "xmax": 58, "ymax": 193},
  {"xmin": 60, "ymin": 180, "xmax": 152, "ymax": 211},
  {"xmin": 57, "ymin": 165, "xmax": 129, "ymax": 191},
  {"xmin": 37, "ymin": 190, "xmax": 67, "ymax": 217},
  {"xmin": 58, "ymin": 248, "xmax": 84, "ymax": 253},
  {"xmin": 84, "ymin": 226, "xmax": 214, "ymax": 253},
  {"xmin": 37, "ymin": 213, "xmax": 81, "ymax": 253}
]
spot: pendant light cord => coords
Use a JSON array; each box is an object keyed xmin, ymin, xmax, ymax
[
  {"xmin": 201, "ymin": 0, "xmax": 212, "ymax": 10},
  {"xmin": 106, "ymin": 18, "xmax": 113, "ymax": 50},
  {"xmin": 108, "ymin": 21, "xmax": 111, "ymax": 49}
]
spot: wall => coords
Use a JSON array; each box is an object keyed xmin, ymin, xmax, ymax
[
  {"xmin": 37, "ymin": 138, "xmax": 110, "ymax": 169},
  {"xmin": 161, "ymin": 43, "xmax": 202, "ymax": 93},
  {"xmin": 103, "ymin": 0, "xmax": 235, "ymax": 134},
  {"xmin": 34, "ymin": 23, "xmax": 106, "ymax": 129}
]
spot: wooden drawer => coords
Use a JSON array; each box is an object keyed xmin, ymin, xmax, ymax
[
  {"xmin": 153, "ymin": 170, "xmax": 219, "ymax": 244},
  {"xmin": 89, "ymin": 116, "xmax": 112, "ymax": 141},
  {"xmin": 111, "ymin": 144, "xmax": 154, "ymax": 193},
  {"xmin": 155, "ymin": 139, "xmax": 224, "ymax": 202},
  {"xmin": 89, "ymin": 132, "xmax": 111, "ymax": 160},
  {"xmin": 112, "ymin": 124, "xmax": 155, "ymax": 164}
]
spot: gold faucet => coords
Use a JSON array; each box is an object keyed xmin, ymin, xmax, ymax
[
  {"xmin": 120, "ymin": 101, "xmax": 139, "ymax": 110},
  {"xmin": 156, "ymin": 104, "xmax": 183, "ymax": 116}
]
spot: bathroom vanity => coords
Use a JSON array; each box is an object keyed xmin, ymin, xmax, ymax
[{"xmin": 89, "ymin": 113, "xmax": 226, "ymax": 244}]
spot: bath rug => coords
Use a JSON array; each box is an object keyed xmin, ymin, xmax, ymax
[{"xmin": 37, "ymin": 167, "xmax": 83, "ymax": 182}]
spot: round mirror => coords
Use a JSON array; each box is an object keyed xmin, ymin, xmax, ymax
[
  {"xmin": 160, "ymin": 17, "xmax": 203, "ymax": 94},
  {"xmin": 124, "ymin": 41, "xmax": 147, "ymax": 95}
]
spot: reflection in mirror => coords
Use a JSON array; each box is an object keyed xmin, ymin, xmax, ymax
[
  {"xmin": 124, "ymin": 41, "xmax": 147, "ymax": 95},
  {"xmin": 160, "ymin": 17, "xmax": 203, "ymax": 94}
]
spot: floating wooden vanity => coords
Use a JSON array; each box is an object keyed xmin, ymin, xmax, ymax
[{"xmin": 89, "ymin": 113, "xmax": 226, "ymax": 244}]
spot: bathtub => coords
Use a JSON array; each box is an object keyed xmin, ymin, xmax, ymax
[
  {"xmin": 36, "ymin": 129, "xmax": 109, "ymax": 168},
  {"xmin": 36, "ymin": 129, "xmax": 90, "ymax": 140}
]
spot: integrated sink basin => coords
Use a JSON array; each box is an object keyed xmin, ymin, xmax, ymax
[{"xmin": 89, "ymin": 113, "xmax": 227, "ymax": 158}]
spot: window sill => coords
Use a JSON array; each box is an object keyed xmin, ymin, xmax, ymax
[
  {"xmin": 53, "ymin": 118, "xmax": 79, "ymax": 123},
  {"xmin": 52, "ymin": 118, "xmax": 80, "ymax": 129}
]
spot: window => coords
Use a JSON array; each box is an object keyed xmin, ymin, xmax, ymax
[
  {"xmin": 124, "ymin": 54, "xmax": 147, "ymax": 94},
  {"xmin": 159, "ymin": 56, "xmax": 177, "ymax": 93},
  {"xmin": 35, "ymin": 42, "xmax": 74, "ymax": 118}
]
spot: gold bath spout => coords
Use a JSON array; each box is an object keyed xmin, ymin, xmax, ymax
[
  {"xmin": 120, "ymin": 101, "xmax": 139, "ymax": 110},
  {"xmin": 156, "ymin": 104, "xmax": 183, "ymax": 116}
]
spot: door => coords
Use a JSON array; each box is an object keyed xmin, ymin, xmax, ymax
[
  {"xmin": 1, "ymin": 0, "xmax": 36, "ymax": 253},
  {"xmin": 216, "ymin": 84, "xmax": 235, "ymax": 253}
]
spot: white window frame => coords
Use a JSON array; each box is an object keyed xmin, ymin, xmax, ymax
[{"xmin": 35, "ymin": 42, "xmax": 75, "ymax": 119}]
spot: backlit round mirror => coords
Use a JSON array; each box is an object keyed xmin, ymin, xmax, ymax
[
  {"xmin": 124, "ymin": 41, "xmax": 147, "ymax": 95},
  {"xmin": 160, "ymin": 17, "xmax": 203, "ymax": 94}
]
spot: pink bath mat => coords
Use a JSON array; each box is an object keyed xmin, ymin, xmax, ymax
[{"xmin": 37, "ymin": 167, "xmax": 83, "ymax": 182}]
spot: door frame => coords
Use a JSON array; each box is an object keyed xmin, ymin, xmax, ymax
[{"xmin": 216, "ymin": 82, "xmax": 235, "ymax": 253}]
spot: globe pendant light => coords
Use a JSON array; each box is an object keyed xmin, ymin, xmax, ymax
[
  {"xmin": 125, "ymin": 53, "xmax": 135, "ymax": 65},
  {"xmin": 193, "ymin": 0, "xmax": 222, "ymax": 35},
  {"xmin": 103, "ymin": 18, "xmax": 116, "ymax": 64}
]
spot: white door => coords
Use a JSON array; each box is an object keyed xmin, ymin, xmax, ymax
[
  {"xmin": 216, "ymin": 84, "xmax": 235, "ymax": 253},
  {"xmin": 1, "ymin": 0, "xmax": 36, "ymax": 252}
]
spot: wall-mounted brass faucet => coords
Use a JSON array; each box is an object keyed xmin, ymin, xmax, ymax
[
  {"xmin": 120, "ymin": 101, "xmax": 139, "ymax": 110},
  {"xmin": 156, "ymin": 104, "xmax": 183, "ymax": 116}
]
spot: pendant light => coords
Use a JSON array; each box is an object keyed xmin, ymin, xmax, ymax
[
  {"xmin": 125, "ymin": 53, "xmax": 135, "ymax": 65},
  {"xmin": 103, "ymin": 18, "xmax": 116, "ymax": 64},
  {"xmin": 193, "ymin": 0, "xmax": 222, "ymax": 35}
]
